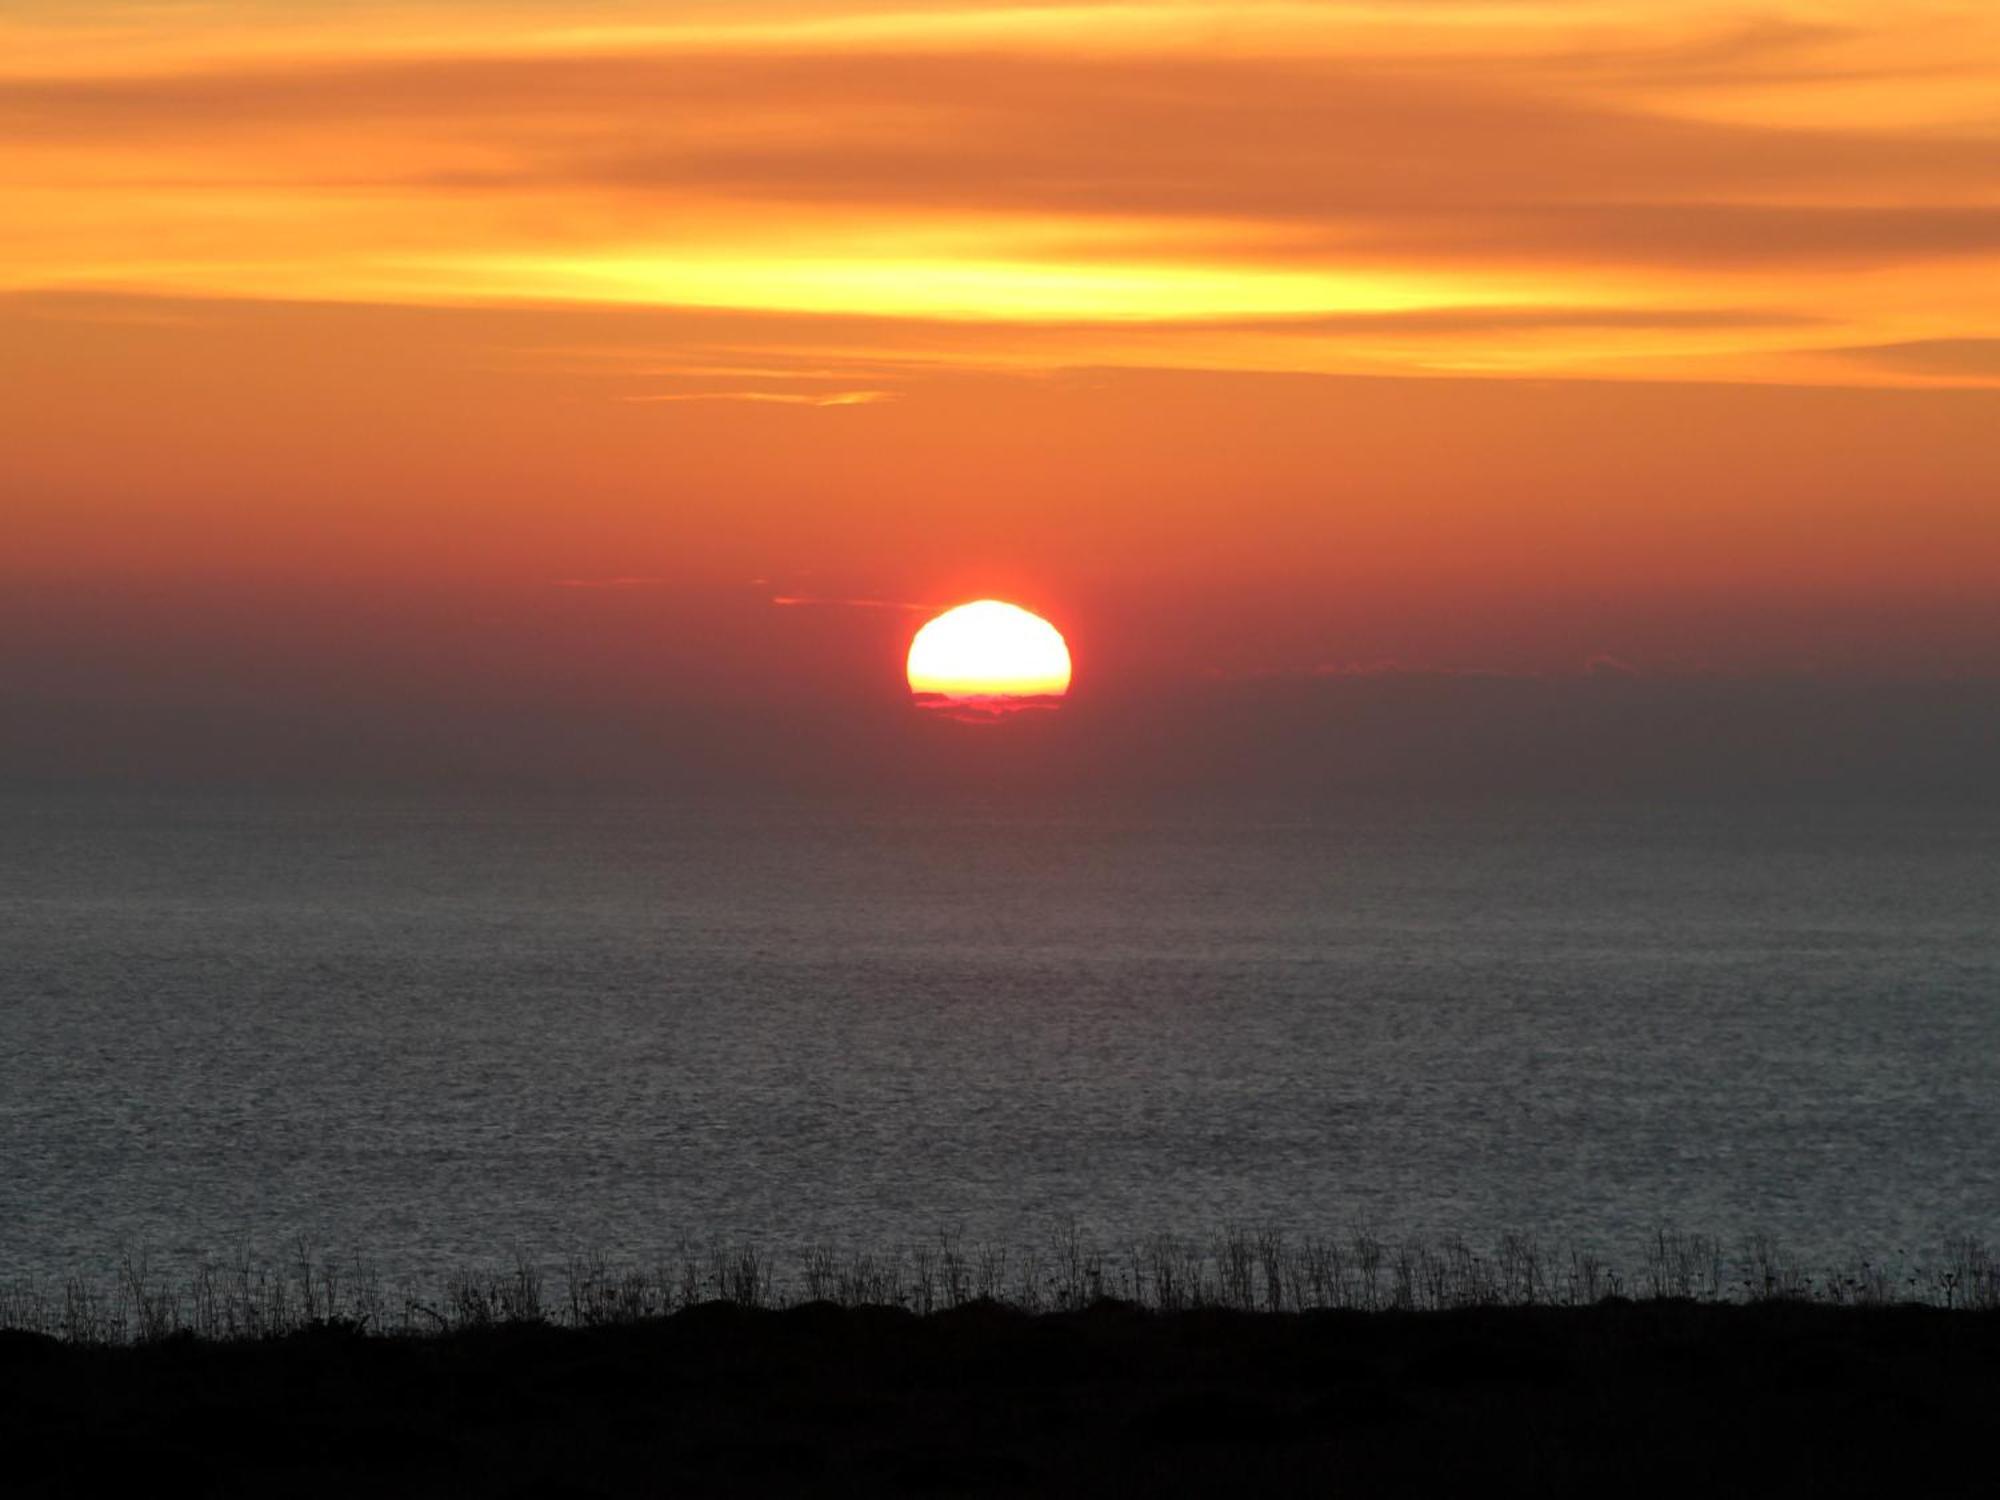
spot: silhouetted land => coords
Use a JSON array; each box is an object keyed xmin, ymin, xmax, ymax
[{"xmin": 5, "ymin": 1299, "xmax": 1997, "ymax": 1497}]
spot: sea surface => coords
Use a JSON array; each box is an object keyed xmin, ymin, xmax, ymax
[{"xmin": 3, "ymin": 790, "xmax": 1997, "ymax": 1285}]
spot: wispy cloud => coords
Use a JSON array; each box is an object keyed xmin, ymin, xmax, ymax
[
  {"xmin": 1583, "ymin": 652, "xmax": 1641, "ymax": 677},
  {"xmin": 1304, "ymin": 660, "xmax": 1509, "ymax": 681},
  {"xmin": 4, "ymin": 6, "xmax": 1997, "ymax": 383},
  {"xmin": 771, "ymin": 594, "xmax": 927, "ymax": 612},
  {"xmin": 618, "ymin": 389, "xmax": 896, "ymax": 406},
  {"xmin": 1830, "ymin": 338, "xmax": 2000, "ymax": 379}
]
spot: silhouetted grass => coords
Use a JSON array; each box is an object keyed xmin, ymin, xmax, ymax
[
  {"xmin": 5, "ymin": 1231, "xmax": 2000, "ymax": 1497},
  {"xmin": 3, "ymin": 1224, "xmax": 1995, "ymax": 1346}
]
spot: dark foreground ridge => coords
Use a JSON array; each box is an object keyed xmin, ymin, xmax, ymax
[{"xmin": 5, "ymin": 1299, "xmax": 1997, "ymax": 1498}]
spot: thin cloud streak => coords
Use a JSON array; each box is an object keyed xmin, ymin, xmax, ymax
[
  {"xmin": 771, "ymin": 595, "xmax": 928, "ymax": 612},
  {"xmin": 1831, "ymin": 339, "xmax": 2000, "ymax": 378},
  {"xmin": 619, "ymin": 390, "xmax": 896, "ymax": 406}
]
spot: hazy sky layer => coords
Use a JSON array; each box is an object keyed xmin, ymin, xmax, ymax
[{"xmin": 3, "ymin": 3, "xmax": 1998, "ymax": 783}]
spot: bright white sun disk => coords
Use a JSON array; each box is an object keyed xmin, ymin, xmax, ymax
[{"xmin": 906, "ymin": 600, "xmax": 1072, "ymax": 700}]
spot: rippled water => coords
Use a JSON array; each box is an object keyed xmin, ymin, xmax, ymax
[{"xmin": 3, "ymin": 791, "xmax": 1996, "ymax": 1283}]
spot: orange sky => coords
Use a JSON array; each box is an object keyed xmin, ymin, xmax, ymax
[{"xmin": 4, "ymin": 0, "xmax": 1999, "ymax": 713}]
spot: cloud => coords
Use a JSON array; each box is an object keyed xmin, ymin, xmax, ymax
[
  {"xmin": 6, "ymin": 14, "xmax": 1999, "ymax": 385},
  {"xmin": 1332, "ymin": 204, "xmax": 2000, "ymax": 269},
  {"xmin": 552, "ymin": 576, "xmax": 667, "ymax": 589},
  {"xmin": 1288, "ymin": 656, "xmax": 1647, "ymax": 682},
  {"xmin": 771, "ymin": 595, "xmax": 926, "ymax": 612},
  {"xmin": 618, "ymin": 389, "xmax": 895, "ymax": 406},
  {"xmin": 8, "ymin": 47, "xmax": 1999, "ymax": 267},
  {"xmin": 1285, "ymin": 660, "xmax": 1523, "ymax": 682},
  {"xmin": 910, "ymin": 692, "xmax": 1063, "ymax": 723},
  {"xmin": 1167, "ymin": 306, "xmax": 1824, "ymax": 335},
  {"xmin": 1583, "ymin": 652, "xmax": 1641, "ymax": 677},
  {"xmin": 1831, "ymin": 339, "xmax": 2000, "ymax": 378}
]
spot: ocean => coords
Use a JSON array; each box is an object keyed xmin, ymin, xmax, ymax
[{"xmin": 3, "ymin": 790, "xmax": 1996, "ymax": 1286}]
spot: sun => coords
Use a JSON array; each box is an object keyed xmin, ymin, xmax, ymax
[{"xmin": 907, "ymin": 600, "xmax": 1072, "ymax": 710}]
